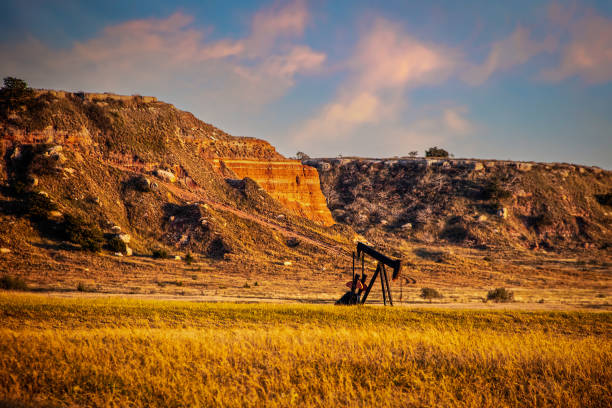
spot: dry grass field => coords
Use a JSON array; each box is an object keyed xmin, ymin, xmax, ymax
[{"xmin": 0, "ymin": 293, "xmax": 610, "ymax": 407}]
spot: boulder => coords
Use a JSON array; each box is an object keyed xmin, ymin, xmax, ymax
[
  {"xmin": 174, "ymin": 255, "xmax": 182, "ymax": 260},
  {"xmin": 516, "ymin": 163, "xmax": 532, "ymax": 172},
  {"xmin": 401, "ymin": 223, "xmax": 413, "ymax": 230},
  {"xmin": 117, "ymin": 233, "xmax": 131, "ymax": 244},
  {"xmin": 125, "ymin": 246, "xmax": 133, "ymax": 256},
  {"xmin": 111, "ymin": 225, "xmax": 122, "ymax": 234},
  {"xmin": 0, "ymin": 248, "xmax": 11, "ymax": 254},
  {"xmin": 472, "ymin": 162, "xmax": 484, "ymax": 171},
  {"xmin": 497, "ymin": 208, "xmax": 509, "ymax": 219},
  {"xmin": 154, "ymin": 169, "xmax": 177, "ymax": 183},
  {"xmin": 49, "ymin": 210, "xmax": 63, "ymax": 218}
]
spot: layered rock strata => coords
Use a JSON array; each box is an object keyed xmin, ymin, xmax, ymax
[{"xmin": 213, "ymin": 159, "xmax": 334, "ymax": 226}]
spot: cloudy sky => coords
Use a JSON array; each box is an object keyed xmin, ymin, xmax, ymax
[{"xmin": 1, "ymin": 0, "xmax": 611, "ymax": 167}]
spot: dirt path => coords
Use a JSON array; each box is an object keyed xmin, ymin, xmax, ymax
[{"xmin": 105, "ymin": 161, "xmax": 348, "ymax": 257}]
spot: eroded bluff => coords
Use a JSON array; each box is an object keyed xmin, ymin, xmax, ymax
[
  {"xmin": 0, "ymin": 89, "xmax": 333, "ymax": 227},
  {"xmin": 306, "ymin": 158, "xmax": 612, "ymax": 251}
]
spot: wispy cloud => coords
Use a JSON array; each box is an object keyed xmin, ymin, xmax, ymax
[
  {"xmin": 0, "ymin": 1, "xmax": 322, "ymax": 107},
  {"xmin": 540, "ymin": 11, "xmax": 612, "ymax": 83},
  {"xmin": 294, "ymin": 18, "xmax": 456, "ymax": 145},
  {"xmin": 462, "ymin": 26, "xmax": 557, "ymax": 85}
]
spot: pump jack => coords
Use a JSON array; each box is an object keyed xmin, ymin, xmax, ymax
[{"xmin": 336, "ymin": 242, "xmax": 416, "ymax": 306}]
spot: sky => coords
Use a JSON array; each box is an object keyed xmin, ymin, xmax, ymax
[{"xmin": 1, "ymin": 1, "xmax": 611, "ymax": 168}]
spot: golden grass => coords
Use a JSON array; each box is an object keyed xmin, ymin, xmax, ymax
[{"xmin": 0, "ymin": 294, "xmax": 610, "ymax": 407}]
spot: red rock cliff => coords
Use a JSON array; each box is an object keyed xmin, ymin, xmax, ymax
[{"xmin": 213, "ymin": 159, "xmax": 334, "ymax": 226}]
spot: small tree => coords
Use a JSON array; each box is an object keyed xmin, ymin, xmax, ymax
[
  {"xmin": 408, "ymin": 151, "xmax": 418, "ymax": 158},
  {"xmin": 296, "ymin": 151, "xmax": 310, "ymax": 161},
  {"xmin": 0, "ymin": 77, "xmax": 33, "ymax": 100},
  {"xmin": 425, "ymin": 146, "xmax": 449, "ymax": 158}
]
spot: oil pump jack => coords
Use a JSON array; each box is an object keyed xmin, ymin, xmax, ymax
[{"xmin": 336, "ymin": 242, "xmax": 416, "ymax": 306}]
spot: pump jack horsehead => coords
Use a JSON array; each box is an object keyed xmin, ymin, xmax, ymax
[{"xmin": 336, "ymin": 242, "xmax": 416, "ymax": 306}]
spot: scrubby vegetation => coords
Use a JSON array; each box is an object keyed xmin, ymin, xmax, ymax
[
  {"xmin": 487, "ymin": 287, "xmax": 515, "ymax": 302},
  {"xmin": 0, "ymin": 295, "xmax": 609, "ymax": 407},
  {"xmin": 420, "ymin": 287, "xmax": 443, "ymax": 301},
  {"xmin": 0, "ymin": 275, "xmax": 28, "ymax": 291},
  {"xmin": 60, "ymin": 214, "xmax": 104, "ymax": 252},
  {"xmin": 152, "ymin": 248, "xmax": 169, "ymax": 259}
]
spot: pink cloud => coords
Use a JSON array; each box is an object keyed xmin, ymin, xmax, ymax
[
  {"xmin": 541, "ymin": 13, "xmax": 612, "ymax": 83},
  {"xmin": 249, "ymin": 0, "xmax": 309, "ymax": 51},
  {"xmin": 0, "ymin": 1, "xmax": 323, "ymax": 107},
  {"xmin": 294, "ymin": 18, "xmax": 454, "ymax": 143},
  {"xmin": 463, "ymin": 26, "xmax": 557, "ymax": 85},
  {"xmin": 351, "ymin": 18, "xmax": 455, "ymax": 90}
]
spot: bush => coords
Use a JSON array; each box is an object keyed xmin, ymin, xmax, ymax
[
  {"xmin": 486, "ymin": 287, "xmax": 514, "ymax": 302},
  {"xmin": 425, "ymin": 146, "xmax": 449, "ymax": 158},
  {"xmin": 0, "ymin": 275, "xmax": 28, "ymax": 291},
  {"xmin": 152, "ymin": 248, "xmax": 168, "ymax": 259},
  {"xmin": 106, "ymin": 236, "xmax": 127, "ymax": 253},
  {"xmin": 184, "ymin": 252, "xmax": 194, "ymax": 265},
  {"xmin": 595, "ymin": 193, "xmax": 612, "ymax": 207},
  {"xmin": 76, "ymin": 282, "xmax": 96, "ymax": 292},
  {"xmin": 61, "ymin": 214, "xmax": 104, "ymax": 252},
  {"xmin": 24, "ymin": 192, "xmax": 57, "ymax": 220},
  {"xmin": 441, "ymin": 224, "xmax": 469, "ymax": 243},
  {"xmin": 481, "ymin": 180, "xmax": 511, "ymax": 200},
  {"xmin": 420, "ymin": 287, "xmax": 443, "ymax": 301}
]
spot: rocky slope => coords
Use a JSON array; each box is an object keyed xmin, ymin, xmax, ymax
[
  {"xmin": 0, "ymin": 88, "xmax": 351, "ymax": 270},
  {"xmin": 306, "ymin": 158, "xmax": 612, "ymax": 252}
]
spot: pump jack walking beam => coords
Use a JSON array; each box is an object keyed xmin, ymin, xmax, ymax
[{"xmin": 350, "ymin": 242, "xmax": 406, "ymax": 306}]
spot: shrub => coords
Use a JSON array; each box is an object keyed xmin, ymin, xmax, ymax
[
  {"xmin": 420, "ymin": 287, "xmax": 443, "ymax": 301},
  {"xmin": 441, "ymin": 224, "xmax": 469, "ymax": 243},
  {"xmin": 425, "ymin": 146, "xmax": 449, "ymax": 158},
  {"xmin": 487, "ymin": 287, "xmax": 514, "ymax": 302},
  {"xmin": 0, "ymin": 275, "xmax": 28, "ymax": 291},
  {"xmin": 61, "ymin": 214, "xmax": 104, "ymax": 252},
  {"xmin": 152, "ymin": 248, "xmax": 168, "ymax": 259},
  {"xmin": 76, "ymin": 282, "xmax": 96, "ymax": 292},
  {"xmin": 24, "ymin": 192, "xmax": 57, "ymax": 220},
  {"xmin": 595, "ymin": 193, "xmax": 612, "ymax": 207},
  {"xmin": 106, "ymin": 236, "xmax": 127, "ymax": 253},
  {"xmin": 481, "ymin": 180, "xmax": 512, "ymax": 200},
  {"xmin": 184, "ymin": 252, "xmax": 194, "ymax": 265}
]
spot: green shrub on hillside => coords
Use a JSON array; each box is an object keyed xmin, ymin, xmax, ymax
[
  {"xmin": 61, "ymin": 214, "xmax": 104, "ymax": 252},
  {"xmin": 106, "ymin": 236, "xmax": 127, "ymax": 253}
]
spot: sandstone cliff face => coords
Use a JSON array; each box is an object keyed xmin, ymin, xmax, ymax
[{"xmin": 213, "ymin": 159, "xmax": 334, "ymax": 226}]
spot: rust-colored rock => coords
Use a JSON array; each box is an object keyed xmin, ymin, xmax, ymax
[{"xmin": 213, "ymin": 159, "xmax": 334, "ymax": 226}]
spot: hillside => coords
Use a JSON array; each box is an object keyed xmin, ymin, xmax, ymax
[{"xmin": 0, "ymin": 84, "xmax": 610, "ymax": 306}]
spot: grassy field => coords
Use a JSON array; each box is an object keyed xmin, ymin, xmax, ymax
[{"xmin": 0, "ymin": 293, "xmax": 610, "ymax": 407}]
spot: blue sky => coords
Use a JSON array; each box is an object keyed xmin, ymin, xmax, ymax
[{"xmin": 1, "ymin": 0, "xmax": 611, "ymax": 168}]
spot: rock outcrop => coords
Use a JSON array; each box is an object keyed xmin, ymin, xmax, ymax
[
  {"xmin": 308, "ymin": 157, "xmax": 612, "ymax": 250},
  {"xmin": 212, "ymin": 159, "xmax": 334, "ymax": 226}
]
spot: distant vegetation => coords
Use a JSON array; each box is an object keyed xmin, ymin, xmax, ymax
[
  {"xmin": 420, "ymin": 287, "xmax": 443, "ymax": 301},
  {"xmin": 0, "ymin": 275, "xmax": 28, "ymax": 291},
  {"xmin": 487, "ymin": 287, "xmax": 514, "ymax": 302},
  {"xmin": 425, "ymin": 146, "xmax": 449, "ymax": 158}
]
